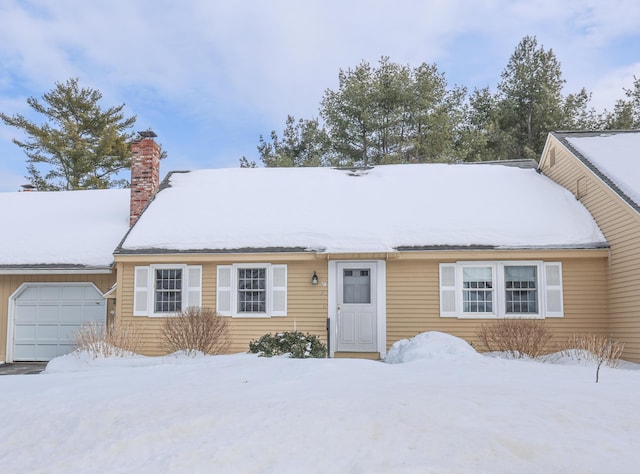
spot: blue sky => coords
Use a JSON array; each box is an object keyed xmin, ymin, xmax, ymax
[{"xmin": 0, "ymin": 0, "xmax": 639, "ymax": 192}]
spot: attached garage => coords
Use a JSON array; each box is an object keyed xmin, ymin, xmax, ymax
[{"xmin": 9, "ymin": 283, "xmax": 106, "ymax": 361}]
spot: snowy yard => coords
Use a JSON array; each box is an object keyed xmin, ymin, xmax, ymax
[{"xmin": 1, "ymin": 332, "xmax": 639, "ymax": 473}]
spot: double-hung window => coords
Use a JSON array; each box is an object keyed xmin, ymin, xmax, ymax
[
  {"xmin": 133, "ymin": 265, "xmax": 202, "ymax": 316},
  {"xmin": 217, "ymin": 264, "xmax": 287, "ymax": 318},
  {"xmin": 154, "ymin": 268, "xmax": 183, "ymax": 313},
  {"xmin": 504, "ymin": 265, "xmax": 538, "ymax": 314},
  {"xmin": 237, "ymin": 267, "xmax": 267, "ymax": 313},
  {"xmin": 439, "ymin": 261, "xmax": 562, "ymax": 319},
  {"xmin": 462, "ymin": 266, "xmax": 494, "ymax": 314}
]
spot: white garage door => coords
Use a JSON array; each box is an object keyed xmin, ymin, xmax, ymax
[{"xmin": 12, "ymin": 284, "xmax": 106, "ymax": 361}]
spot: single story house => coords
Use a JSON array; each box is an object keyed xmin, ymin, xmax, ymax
[
  {"xmin": 111, "ymin": 134, "xmax": 610, "ymax": 360},
  {"xmin": 539, "ymin": 130, "xmax": 640, "ymax": 362},
  {"xmin": 4, "ymin": 130, "xmax": 638, "ymax": 362}
]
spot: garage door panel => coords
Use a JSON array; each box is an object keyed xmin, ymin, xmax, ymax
[
  {"xmin": 18, "ymin": 287, "xmax": 41, "ymax": 300},
  {"xmin": 39, "ymin": 305, "xmax": 62, "ymax": 322},
  {"xmin": 37, "ymin": 324, "xmax": 60, "ymax": 340},
  {"xmin": 59, "ymin": 324, "xmax": 80, "ymax": 340},
  {"xmin": 12, "ymin": 284, "xmax": 106, "ymax": 362},
  {"xmin": 39, "ymin": 286, "xmax": 62, "ymax": 300},
  {"xmin": 15, "ymin": 305, "xmax": 38, "ymax": 323},
  {"xmin": 81, "ymin": 302, "xmax": 107, "ymax": 321},
  {"xmin": 60, "ymin": 304, "xmax": 83, "ymax": 321},
  {"xmin": 62, "ymin": 286, "xmax": 88, "ymax": 299},
  {"xmin": 14, "ymin": 345, "xmax": 36, "ymax": 361},
  {"xmin": 15, "ymin": 324, "xmax": 37, "ymax": 339},
  {"xmin": 36, "ymin": 345, "xmax": 63, "ymax": 361}
]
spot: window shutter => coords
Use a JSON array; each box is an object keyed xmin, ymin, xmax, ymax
[
  {"xmin": 439, "ymin": 263, "xmax": 457, "ymax": 317},
  {"xmin": 543, "ymin": 262, "xmax": 564, "ymax": 317},
  {"xmin": 271, "ymin": 264, "xmax": 288, "ymax": 317},
  {"xmin": 217, "ymin": 265, "xmax": 232, "ymax": 316},
  {"xmin": 133, "ymin": 266, "xmax": 150, "ymax": 316},
  {"xmin": 186, "ymin": 265, "xmax": 202, "ymax": 309}
]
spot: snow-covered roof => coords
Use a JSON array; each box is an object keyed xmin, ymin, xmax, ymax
[
  {"xmin": 119, "ymin": 163, "xmax": 606, "ymax": 253},
  {"xmin": 0, "ymin": 188, "xmax": 130, "ymax": 267},
  {"xmin": 559, "ymin": 131, "xmax": 640, "ymax": 212}
]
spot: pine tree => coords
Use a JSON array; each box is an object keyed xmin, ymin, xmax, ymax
[
  {"xmin": 0, "ymin": 78, "xmax": 137, "ymax": 190},
  {"xmin": 601, "ymin": 76, "xmax": 640, "ymax": 129},
  {"xmin": 496, "ymin": 36, "xmax": 567, "ymax": 160}
]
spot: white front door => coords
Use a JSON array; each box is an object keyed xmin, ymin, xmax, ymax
[{"xmin": 336, "ymin": 262, "xmax": 377, "ymax": 352}]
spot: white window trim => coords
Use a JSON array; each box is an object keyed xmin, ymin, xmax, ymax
[
  {"xmin": 217, "ymin": 263, "xmax": 287, "ymax": 318},
  {"xmin": 134, "ymin": 264, "xmax": 202, "ymax": 317},
  {"xmin": 440, "ymin": 261, "xmax": 562, "ymax": 319}
]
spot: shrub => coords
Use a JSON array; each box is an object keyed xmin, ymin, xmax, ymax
[
  {"xmin": 249, "ymin": 331, "xmax": 327, "ymax": 358},
  {"xmin": 162, "ymin": 307, "xmax": 229, "ymax": 357},
  {"xmin": 562, "ymin": 333, "xmax": 625, "ymax": 383},
  {"xmin": 476, "ymin": 318, "xmax": 552, "ymax": 359},
  {"xmin": 74, "ymin": 320, "xmax": 142, "ymax": 358}
]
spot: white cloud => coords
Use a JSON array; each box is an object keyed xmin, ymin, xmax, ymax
[
  {"xmin": 0, "ymin": 0, "xmax": 638, "ymax": 185},
  {"xmin": 589, "ymin": 64, "xmax": 639, "ymax": 112}
]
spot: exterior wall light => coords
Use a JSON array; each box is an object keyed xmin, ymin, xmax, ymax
[{"xmin": 312, "ymin": 271, "xmax": 319, "ymax": 285}]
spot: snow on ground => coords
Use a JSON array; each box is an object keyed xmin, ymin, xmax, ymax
[
  {"xmin": 1, "ymin": 332, "xmax": 640, "ymax": 473},
  {"xmin": 0, "ymin": 188, "xmax": 130, "ymax": 266},
  {"xmin": 121, "ymin": 164, "xmax": 606, "ymax": 252}
]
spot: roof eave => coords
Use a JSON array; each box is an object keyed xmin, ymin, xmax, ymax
[
  {"xmin": 0, "ymin": 264, "xmax": 114, "ymax": 275},
  {"xmin": 551, "ymin": 131, "xmax": 640, "ymax": 215}
]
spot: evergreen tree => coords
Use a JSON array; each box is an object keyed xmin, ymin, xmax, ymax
[
  {"xmin": 496, "ymin": 36, "xmax": 568, "ymax": 160},
  {"xmin": 0, "ymin": 78, "xmax": 137, "ymax": 190},
  {"xmin": 258, "ymin": 57, "xmax": 466, "ymax": 167},
  {"xmin": 601, "ymin": 76, "xmax": 640, "ymax": 129},
  {"xmin": 257, "ymin": 115, "xmax": 331, "ymax": 167}
]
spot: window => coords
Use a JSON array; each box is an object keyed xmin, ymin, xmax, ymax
[
  {"xmin": 504, "ymin": 265, "xmax": 537, "ymax": 314},
  {"xmin": 462, "ymin": 266, "xmax": 493, "ymax": 313},
  {"xmin": 238, "ymin": 267, "xmax": 266, "ymax": 313},
  {"xmin": 154, "ymin": 268, "xmax": 183, "ymax": 313},
  {"xmin": 439, "ymin": 261, "xmax": 563, "ymax": 319},
  {"xmin": 133, "ymin": 265, "xmax": 202, "ymax": 317},
  {"xmin": 343, "ymin": 269, "xmax": 371, "ymax": 304},
  {"xmin": 217, "ymin": 264, "xmax": 287, "ymax": 318}
]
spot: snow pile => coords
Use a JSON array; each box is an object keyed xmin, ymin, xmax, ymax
[
  {"xmin": 385, "ymin": 331, "xmax": 479, "ymax": 363},
  {"xmin": 566, "ymin": 132, "xmax": 640, "ymax": 206},
  {"xmin": 121, "ymin": 164, "xmax": 606, "ymax": 252},
  {"xmin": 0, "ymin": 188, "xmax": 130, "ymax": 266}
]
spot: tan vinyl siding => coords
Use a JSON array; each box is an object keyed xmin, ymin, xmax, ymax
[
  {"xmin": 385, "ymin": 256, "xmax": 608, "ymax": 351},
  {"xmin": 0, "ymin": 273, "xmax": 115, "ymax": 362},
  {"xmin": 540, "ymin": 135, "xmax": 640, "ymax": 362},
  {"xmin": 116, "ymin": 249, "xmax": 608, "ymax": 358},
  {"xmin": 116, "ymin": 257, "xmax": 328, "ymax": 356}
]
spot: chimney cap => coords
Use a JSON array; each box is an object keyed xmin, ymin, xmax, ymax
[
  {"xmin": 21, "ymin": 184, "xmax": 36, "ymax": 191},
  {"xmin": 137, "ymin": 130, "xmax": 157, "ymax": 139}
]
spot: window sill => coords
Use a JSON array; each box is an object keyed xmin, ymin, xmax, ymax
[{"xmin": 446, "ymin": 313, "xmax": 546, "ymax": 319}]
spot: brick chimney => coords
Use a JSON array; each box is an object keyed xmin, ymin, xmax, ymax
[{"xmin": 130, "ymin": 130, "xmax": 161, "ymax": 226}]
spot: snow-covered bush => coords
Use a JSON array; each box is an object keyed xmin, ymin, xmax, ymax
[
  {"xmin": 476, "ymin": 318, "xmax": 551, "ymax": 359},
  {"xmin": 162, "ymin": 307, "xmax": 229, "ymax": 357},
  {"xmin": 74, "ymin": 320, "xmax": 142, "ymax": 358},
  {"xmin": 249, "ymin": 331, "xmax": 327, "ymax": 358}
]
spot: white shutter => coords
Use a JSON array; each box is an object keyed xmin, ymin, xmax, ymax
[
  {"xmin": 186, "ymin": 265, "xmax": 202, "ymax": 309},
  {"xmin": 217, "ymin": 265, "xmax": 232, "ymax": 316},
  {"xmin": 271, "ymin": 264, "xmax": 288, "ymax": 317},
  {"xmin": 543, "ymin": 262, "xmax": 564, "ymax": 317},
  {"xmin": 133, "ymin": 266, "xmax": 150, "ymax": 316},
  {"xmin": 439, "ymin": 263, "xmax": 457, "ymax": 317}
]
